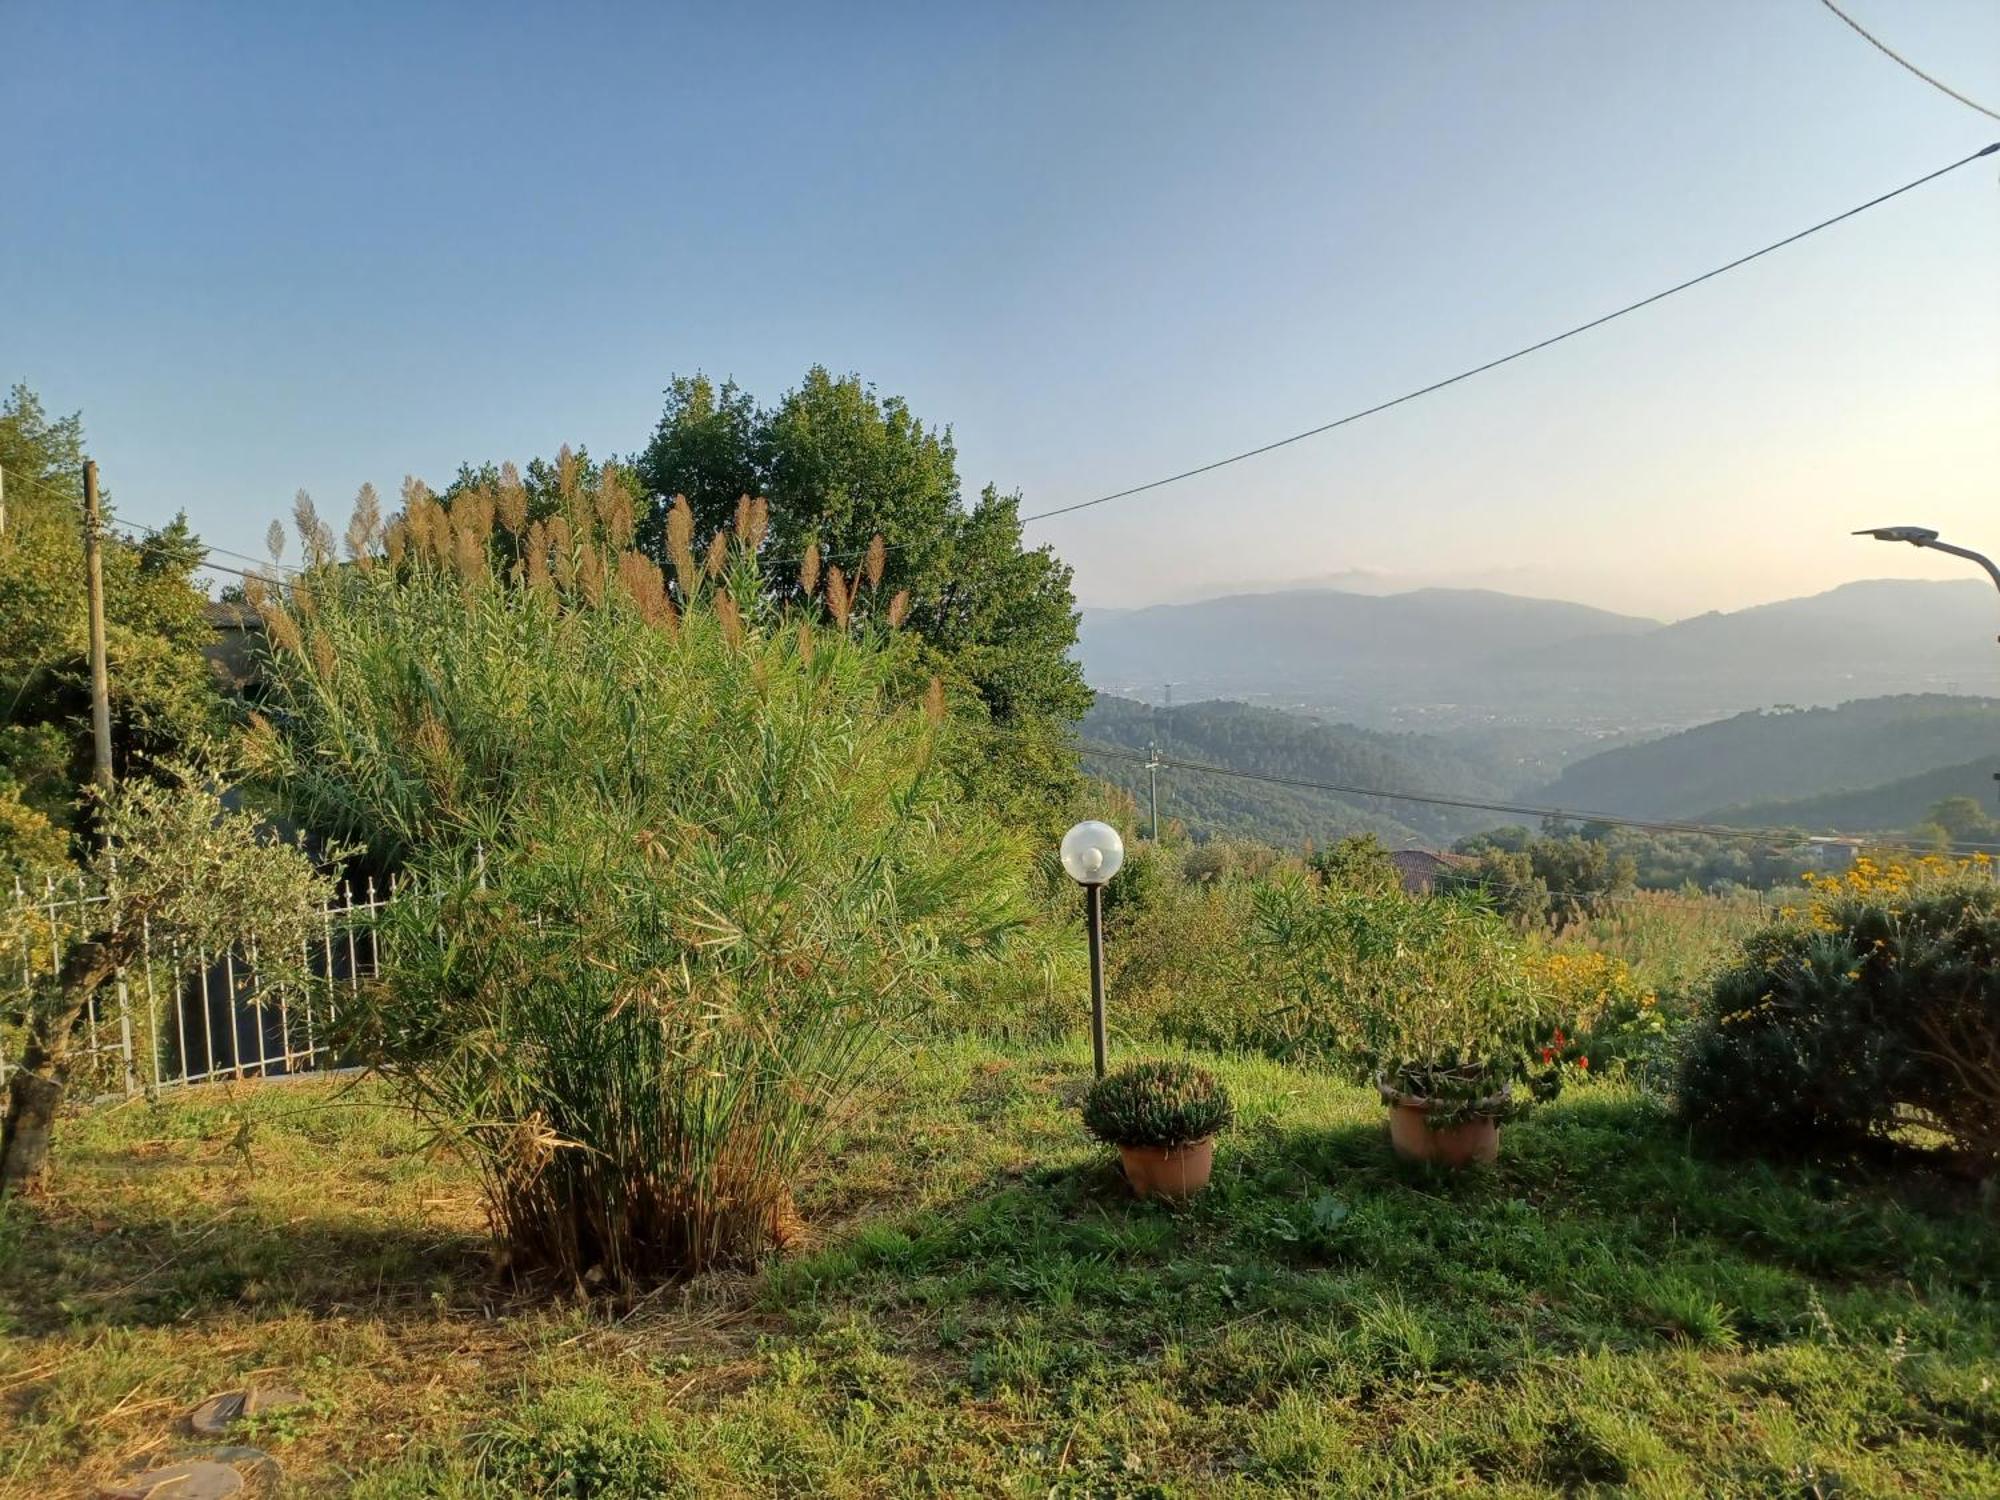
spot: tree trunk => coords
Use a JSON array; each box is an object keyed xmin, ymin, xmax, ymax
[
  {"xmin": 0, "ymin": 937, "xmax": 118, "ymax": 1195},
  {"xmin": 0, "ymin": 1069, "xmax": 64, "ymax": 1194}
]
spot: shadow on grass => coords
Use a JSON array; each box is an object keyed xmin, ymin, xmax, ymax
[
  {"xmin": 0, "ymin": 1196, "xmax": 493, "ymax": 1337},
  {"xmin": 769, "ymin": 1086, "xmax": 2000, "ymax": 1388},
  {"xmin": 15, "ymin": 1081, "xmax": 1995, "ymax": 1381}
]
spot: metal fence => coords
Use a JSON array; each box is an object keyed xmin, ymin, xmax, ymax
[{"xmin": 2, "ymin": 876, "xmax": 387, "ymax": 1098}]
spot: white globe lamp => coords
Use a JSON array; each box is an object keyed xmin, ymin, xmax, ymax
[{"xmin": 1060, "ymin": 820, "xmax": 1125, "ymax": 886}]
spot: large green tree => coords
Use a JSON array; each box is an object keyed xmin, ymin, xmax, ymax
[
  {"xmin": 633, "ymin": 368, "xmax": 1091, "ymax": 829},
  {"xmin": 0, "ymin": 385, "xmax": 218, "ymax": 875}
]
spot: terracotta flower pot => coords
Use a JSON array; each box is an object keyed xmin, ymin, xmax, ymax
[
  {"xmin": 1379, "ymin": 1082, "xmax": 1507, "ymax": 1168},
  {"xmin": 1116, "ymin": 1137, "xmax": 1215, "ymax": 1199}
]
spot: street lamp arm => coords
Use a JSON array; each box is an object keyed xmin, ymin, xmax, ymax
[{"xmin": 1919, "ymin": 538, "xmax": 2000, "ymax": 597}]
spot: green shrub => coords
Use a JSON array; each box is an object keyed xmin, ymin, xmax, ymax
[
  {"xmin": 1679, "ymin": 871, "xmax": 2000, "ymax": 1170},
  {"xmin": 257, "ymin": 484, "xmax": 1028, "ymax": 1279},
  {"xmin": 1251, "ymin": 876, "xmax": 1552, "ymax": 1119},
  {"xmin": 1103, "ymin": 875, "xmax": 1261, "ymax": 1049},
  {"xmin": 932, "ymin": 924, "xmax": 1087, "ymax": 1044},
  {"xmin": 1523, "ymin": 947, "xmax": 1673, "ymax": 1082},
  {"xmin": 1081, "ymin": 1060, "xmax": 1233, "ymax": 1147}
]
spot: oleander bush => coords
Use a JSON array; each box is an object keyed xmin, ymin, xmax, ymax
[
  {"xmin": 1679, "ymin": 859, "xmax": 2000, "ymax": 1172},
  {"xmin": 254, "ymin": 477, "xmax": 1028, "ymax": 1278},
  {"xmin": 1081, "ymin": 1059, "xmax": 1233, "ymax": 1148},
  {"xmin": 1251, "ymin": 876, "xmax": 1554, "ymax": 1121}
]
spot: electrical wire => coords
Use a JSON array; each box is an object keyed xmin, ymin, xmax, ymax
[
  {"xmin": 1066, "ymin": 734, "xmax": 2000, "ymax": 859},
  {"xmin": 0, "ymin": 462, "xmax": 300, "ymax": 582},
  {"xmin": 938, "ymin": 715, "xmax": 1991, "ymax": 909},
  {"xmin": 13, "ymin": 456, "xmax": 2000, "ymax": 858},
  {"xmin": 1017, "ymin": 141, "xmax": 2000, "ymax": 525},
  {"xmin": 10, "ymin": 143, "xmax": 1994, "ymax": 583},
  {"xmin": 1819, "ymin": 0, "xmax": 2000, "ymax": 124}
]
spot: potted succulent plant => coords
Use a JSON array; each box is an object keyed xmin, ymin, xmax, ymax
[
  {"xmin": 1252, "ymin": 878, "xmax": 1548, "ymax": 1168},
  {"xmin": 1082, "ymin": 1060, "xmax": 1233, "ymax": 1199}
]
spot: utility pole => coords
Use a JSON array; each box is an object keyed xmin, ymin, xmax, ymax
[
  {"xmin": 1, "ymin": 464, "xmax": 7, "ymax": 536},
  {"xmin": 82, "ymin": 460, "xmax": 113, "ymax": 793},
  {"xmin": 1146, "ymin": 741, "xmax": 1161, "ymax": 841}
]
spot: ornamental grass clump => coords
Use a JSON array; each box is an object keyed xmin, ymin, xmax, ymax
[
  {"xmin": 1081, "ymin": 1060, "xmax": 1233, "ymax": 1149},
  {"xmin": 253, "ymin": 471, "xmax": 1026, "ymax": 1280}
]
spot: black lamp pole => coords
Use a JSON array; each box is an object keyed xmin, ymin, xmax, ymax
[{"xmin": 1085, "ymin": 882, "xmax": 1108, "ymax": 1078}]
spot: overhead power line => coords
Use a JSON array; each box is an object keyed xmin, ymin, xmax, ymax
[
  {"xmin": 1017, "ymin": 142, "xmax": 2000, "ymax": 525},
  {"xmin": 0, "ymin": 462, "xmax": 297, "ymax": 581},
  {"xmin": 11, "ymin": 464, "xmax": 1984, "ymax": 868},
  {"xmin": 10, "ymin": 143, "xmax": 1995, "ymax": 582},
  {"xmin": 1070, "ymin": 735, "xmax": 2000, "ymax": 859},
  {"xmin": 1818, "ymin": 0, "xmax": 2000, "ymax": 124}
]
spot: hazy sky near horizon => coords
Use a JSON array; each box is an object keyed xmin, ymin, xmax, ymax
[{"xmin": 6, "ymin": 1, "xmax": 1997, "ymax": 620}]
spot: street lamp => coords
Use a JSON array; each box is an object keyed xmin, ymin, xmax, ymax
[
  {"xmin": 1855, "ymin": 526, "xmax": 2000, "ymax": 643},
  {"xmin": 1060, "ymin": 820, "xmax": 1125, "ymax": 1078}
]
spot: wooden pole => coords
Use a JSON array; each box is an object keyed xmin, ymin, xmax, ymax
[{"xmin": 82, "ymin": 460, "xmax": 113, "ymax": 793}]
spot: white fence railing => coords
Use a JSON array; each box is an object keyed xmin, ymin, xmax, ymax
[{"xmin": 2, "ymin": 876, "xmax": 387, "ymax": 1097}]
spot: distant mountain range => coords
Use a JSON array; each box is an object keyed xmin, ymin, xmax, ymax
[
  {"xmin": 1534, "ymin": 695, "xmax": 2000, "ymax": 823},
  {"xmin": 1078, "ymin": 587, "xmax": 1656, "ymax": 718},
  {"xmin": 1078, "ymin": 578, "xmax": 2000, "ymax": 730}
]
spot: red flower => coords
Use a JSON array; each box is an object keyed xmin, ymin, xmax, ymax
[
  {"xmin": 1541, "ymin": 1046, "xmax": 1554, "ymax": 1064},
  {"xmin": 1576, "ymin": 1055, "xmax": 1589, "ymax": 1071},
  {"xmin": 1553, "ymin": 1028, "xmax": 1566, "ymax": 1046}
]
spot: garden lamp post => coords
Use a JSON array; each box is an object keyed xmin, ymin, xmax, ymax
[
  {"xmin": 1060, "ymin": 820, "xmax": 1124, "ymax": 1078},
  {"xmin": 1854, "ymin": 527, "xmax": 2000, "ymax": 644}
]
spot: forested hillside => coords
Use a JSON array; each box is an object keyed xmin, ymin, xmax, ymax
[
  {"xmin": 1535, "ymin": 695, "xmax": 2000, "ymax": 820},
  {"xmin": 1082, "ymin": 696, "xmax": 1505, "ymax": 848},
  {"xmin": 1707, "ymin": 755, "xmax": 2000, "ymax": 834}
]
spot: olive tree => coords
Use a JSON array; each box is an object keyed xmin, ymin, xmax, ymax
[{"xmin": 0, "ymin": 770, "xmax": 337, "ymax": 1192}]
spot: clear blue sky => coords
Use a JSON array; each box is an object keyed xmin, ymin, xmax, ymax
[{"xmin": 7, "ymin": 0, "xmax": 1997, "ymax": 617}]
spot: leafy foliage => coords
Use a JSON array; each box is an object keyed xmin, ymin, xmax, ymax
[
  {"xmin": 1523, "ymin": 948, "xmax": 1668, "ymax": 1079},
  {"xmin": 254, "ymin": 485, "xmax": 1029, "ymax": 1278},
  {"xmin": 1251, "ymin": 878, "xmax": 1550, "ymax": 1118},
  {"xmin": 636, "ymin": 368, "xmax": 1090, "ymax": 834},
  {"xmin": 0, "ymin": 384, "xmax": 218, "ymax": 871},
  {"xmin": 1081, "ymin": 1060, "xmax": 1232, "ymax": 1148},
  {"xmin": 1680, "ymin": 858, "xmax": 2000, "ymax": 1171},
  {"xmin": 1308, "ymin": 833, "xmax": 1403, "ymax": 895},
  {"xmin": 1447, "ymin": 825, "xmax": 1638, "ymax": 924},
  {"xmin": 1913, "ymin": 794, "xmax": 2000, "ymax": 855},
  {"xmin": 0, "ymin": 766, "xmax": 336, "ymax": 1190}
]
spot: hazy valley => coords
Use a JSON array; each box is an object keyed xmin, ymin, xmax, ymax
[{"xmin": 1077, "ymin": 577, "xmax": 2000, "ymax": 849}]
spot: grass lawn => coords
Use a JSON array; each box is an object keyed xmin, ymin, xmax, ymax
[{"xmin": 4, "ymin": 1040, "xmax": 1998, "ymax": 1497}]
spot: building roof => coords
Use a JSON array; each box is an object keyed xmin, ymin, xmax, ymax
[{"xmin": 1390, "ymin": 848, "xmax": 1472, "ymax": 894}]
